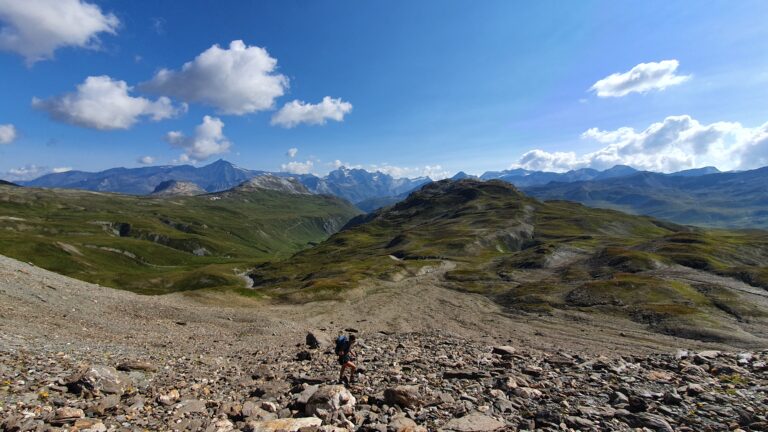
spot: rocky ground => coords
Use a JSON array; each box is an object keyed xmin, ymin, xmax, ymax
[{"xmin": 1, "ymin": 255, "xmax": 767, "ymax": 431}]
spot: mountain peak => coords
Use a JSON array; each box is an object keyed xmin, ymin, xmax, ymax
[
  {"xmin": 234, "ymin": 175, "xmax": 310, "ymax": 194},
  {"xmin": 451, "ymin": 171, "xmax": 478, "ymax": 180}
]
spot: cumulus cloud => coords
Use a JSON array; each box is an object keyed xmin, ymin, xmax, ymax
[
  {"xmin": 281, "ymin": 160, "xmax": 313, "ymax": 174},
  {"xmin": 52, "ymin": 167, "xmax": 72, "ymax": 173},
  {"xmin": 271, "ymin": 96, "xmax": 353, "ymax": 128},
  {"xmin": 286, "ymin": 147, "xmax": 298, "ymax": 158},
  {"xmin": 137, "ymin": 156, "xmax": 155, "ymax": 165},
  {"xmin": 0, "ymin": 123, "xmax": 16, "ymax": 144},
  {"xmin": 512, "ymin": 115, "xmax": 768, "ymax": 173},
  {"xmin": 33, "ymin": 75, "xmax": 185, "ymax": 130},
  {"xmin": 165, "ymin": 116, "xmax": 230, "ymax": 162},
  {"xmin": 0, "ymin": 0, "xmax": 119, "ymax": 64},
  {"xmin": 141, "ymin": 40, "xmax": 288, "ymax": 115},
  {"xmin": 590, "ymin": 60, "xmax": 690, "ymax": 98}
]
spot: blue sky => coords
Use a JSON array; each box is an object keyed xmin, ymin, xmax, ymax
[{"xmin": 1, "ymin": 0, "xmax": 767, "ymax": 180}]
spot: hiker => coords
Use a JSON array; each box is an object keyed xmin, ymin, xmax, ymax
[{"xmin": 335, "ymin": 334, "xmax": 356, "ymax": 384}]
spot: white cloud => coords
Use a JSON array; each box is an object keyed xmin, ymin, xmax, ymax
[
  {"xmin": 590, "ymin": 60, "xmax": 690, "ymax": 98},
  {"xmin": 281, "ymin": 160, "xmax": 313, "ymax": 174},
  {"xmin": 0, "ymin": 0, "xmax": 119, "ymax": 64},
  {"xmin": 33, "ymin": 75, "xmax": 185, "ymax": 130},
  {"xmin": 0, "ymin": 123, "xmax": 16, "ymax": 144},
  {"xmin": 271, "ymin": 96, "xmax": 352, "ymax": 128},
  {"xmin": 137, "ymin": 156, "xmax": 155, "ymax": 165},
  {"xmin": 512, "ymin": 115, "xmax": 768, "ymax": 173},
  {"xmin": 141, "ymin": 40, "xmax": 288, "ymax": 115},
  {"xmin": 286, "ymin": 147, "xmax": 298, "ymax": 158},
  {"xmin": 370, "ymin": 164, "xmax": 450, "ymax": 180},
  {"xmin": 52, "ymin": 167, "xmax": 71, "ymax": 173},
  {"xmin": 3, "ymin": 164, "xmax": 47, "ymax": 181},
  {"xmin": 165, "ymin": 115, "xmax": 230, "ymax": 162}
]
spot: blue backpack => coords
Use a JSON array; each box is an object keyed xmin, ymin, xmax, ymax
[{"xmin": 335, "ymin": 335, "xmax": 348, "ymax": 355}]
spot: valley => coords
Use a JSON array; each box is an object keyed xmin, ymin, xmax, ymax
[{"xmin": 0, "ymin": 179, "xmax": 359, "ymax": 294}]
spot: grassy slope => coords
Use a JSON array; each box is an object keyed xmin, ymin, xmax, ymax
[
  {"xmin": 251, "ymin": 180, "xmax": 768, "ymax": 342},
  {"xmin": 0, "ymin": 185, "xmax": 360, "ymax": 294}
]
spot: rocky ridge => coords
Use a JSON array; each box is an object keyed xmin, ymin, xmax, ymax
[{"xmin": 150, "ymin": 180, "xmax": 206, "ymax": 197}]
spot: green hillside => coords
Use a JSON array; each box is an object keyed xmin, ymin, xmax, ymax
[
  {"xmin": 0, "ymin": 184, "xmax": 360, "ymax": 294},
  {"xmin": 251, "ymin": 180, "xmax": 768, "ymax": 342}
]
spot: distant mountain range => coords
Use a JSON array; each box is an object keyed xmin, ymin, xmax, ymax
[
  {"xmin": 22, "ymin": 160, "xmax": 264, "ymax": 194},
  {"xmin": 524, "ymin": 167, "xmax": 768, "ymax": 229},
  {"xmin": 13, "ymin": 159, "xmax": 768, "ymax": 228},
  {"xmin": 481, "ymin": 164, "xmax": 683, "ymax": 186},
  {"xmin": 19, "ymin": 160, "xmax": 430, "ymax": 210}
]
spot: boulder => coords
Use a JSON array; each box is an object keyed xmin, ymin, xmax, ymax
[
  {"xmin": 306, "ymin": 329, "xmax": 333, "ymax": 349},
  {"xmin": 67, "ymin": 365, "xmax": 131, "ymax": 396},
  {"xmin": 305, "ymin": 385, "xmax": 356, "ymax": 423},
  {"xmin": 440, "ymin": 413, "xmax": 506, "ymax": 431},
  {"xmin": 513, "ymin": 387, "xmax": 543, "ymax": 399},
  {"xmin": 491, "ymin": 346, "xmax": 516, "ymax": 357},
  {"xmin": 384, "ymin": 385, "xmax": 422, "ymax": 408},
  {"xmin": 388, "ymin": 415, "xmax": 427, "ymax": 432},
  {"xmin": 296, "ymin": 384, "xmax": 320, "ymax": 405},
  {"xmin": 51, "ymin": 407, "xmax": 84, "ymax": 425}
]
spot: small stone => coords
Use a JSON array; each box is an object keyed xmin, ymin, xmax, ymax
[
  {"xmin": 491, "ymin": 346, "xmax": 516, "ymax": 358},
  {"xmin": 630, "ymin": 413, "xmax": 674, "ymax": 432},
  {"xmin": 73, "ymin": 418, "xmax": 106, "ymax": 432},
  {"xmin": 384, "ymin": 385, "xmax": 422, "ymax": 408},
  {"xmin": 245, "ymin": 417, "xmax": 323, "ymax": 432},
  {"xmin": 176, "ymin": 399, "xmax": 207, "ymax": 414},
  {"xmin": 260, "ymin": 401, "xmax": 278, "ymax": 413},
  {"xmin": 116, "ymin": 360, "xmax": 157, "ymax": 372},
  {"xmin": 522, "ymin": 365, "xmax": 543, "ymax": 377},
  {"xmin": 565, "ymin": 415, "xmax": 595, "ymax": 429},
  {"xmin": 441, "ymin": 413, "xmax": 505, "ymax": 431},
  {"xmin": 513, "ymin": 387, "xmax": 543, "ymax": 399},
  {"xmin": 388, "ymin": 415, "xmax": 426, "ymax": 432},
  {"xmin": 52, "ymin": 407, "xmax": 85, "ymax": 424},
  {"xmin": 158, "ymin": 389, "xmax": 180, "ymax": 406},
  {"xmin": 686, "ymin": 384, "xmax": 705, "ymax": 396},
  {"xmin": 662, "ymin": 391, "xmax": 683, "ymax": 405}
]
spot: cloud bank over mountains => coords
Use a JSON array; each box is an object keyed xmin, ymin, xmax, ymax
[{"xmin": 514, "ymin": 115, "xmax": 768, "ymax": 173}]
